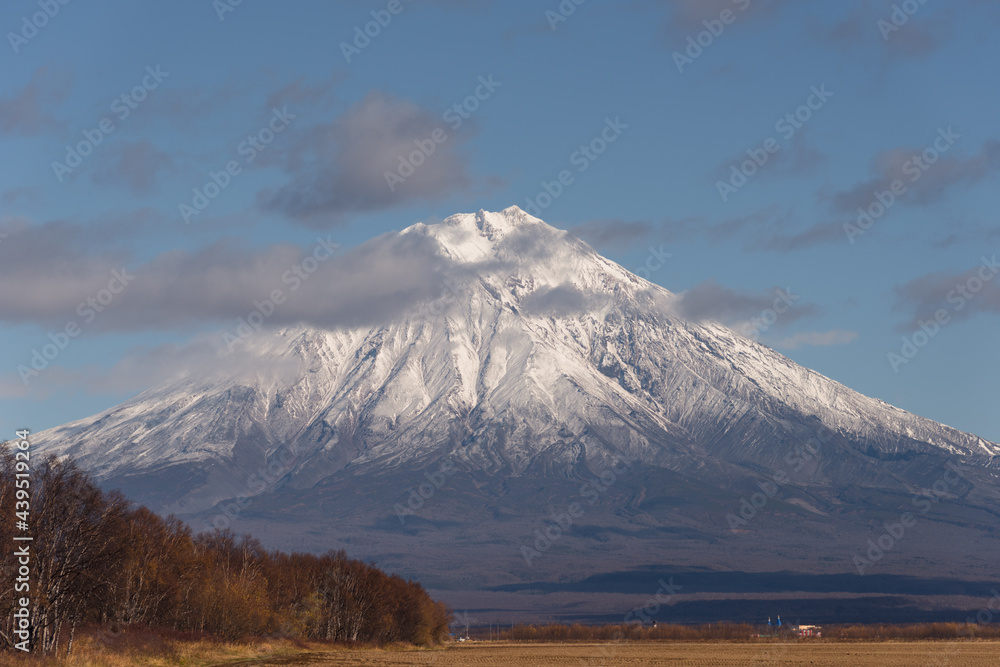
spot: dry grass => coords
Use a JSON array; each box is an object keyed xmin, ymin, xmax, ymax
[
  {"xmin": 0, "ymin": 625, "xmax": 342, "ymax": 667},
  {"xmin": 215, "ymin": 640, "xmax": 1000, "ymax": 666},
  {"xmin": 171, "ymin": 640, "xmax": 1000, "ymax": 666},
  {"xmin": 5, "ymin": 628, "xmax": 1000, "ymax": 666}
]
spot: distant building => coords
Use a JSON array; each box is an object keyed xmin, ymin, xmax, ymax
[
  {"xmin": 795, "ymin": 624, "xmax": 822, "ymax": 638},
  {"xmin": 757, "ymin": 616, "xmax": 821, "ymax": 639}
]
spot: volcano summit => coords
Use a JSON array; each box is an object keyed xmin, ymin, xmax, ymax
[{"xmin": 34, "ymin": 206, "xmax": 1000, "ymax": 623}]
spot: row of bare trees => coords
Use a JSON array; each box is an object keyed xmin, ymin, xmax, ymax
[
  {"xmin": 501, "ymin": 622, "xmax": 760, "ymax": 642},
  {"xmin": 500, "ymin": 621, "xmax": 1000, "ymax": 642},
  {"xmin": 0, "ymin": 447, "xmax": 451, "ymax": 653}
]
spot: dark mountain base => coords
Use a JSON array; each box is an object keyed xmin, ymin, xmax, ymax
[{"xmin": 157, "ymin": 461, "xmax": 1000, "ymax": 625}]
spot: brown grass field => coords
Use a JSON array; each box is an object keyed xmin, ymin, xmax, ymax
[
  {"xmin": 3, "ymin": 638, "xmax": 999, "ymax": 666},
  {"xmin": 208, "ymin": 640, "xmax": 1000, "ymax": 666},
  {"xmin": 217, "ymin": 640, "xmax": 1000, "ymax": 666}
]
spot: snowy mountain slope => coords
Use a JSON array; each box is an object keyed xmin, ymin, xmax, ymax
[{"xmin": 32, "ymin": 206, "xmax": 1000, "ymax": 518}]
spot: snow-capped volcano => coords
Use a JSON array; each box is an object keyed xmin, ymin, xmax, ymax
[
  {"xmin": 35, "ymin": 206, "xmax": 998, "ymax": 500},
  {"xmin": 31, "ymin": 207, "xmax": 1000, "ymax": 598}
]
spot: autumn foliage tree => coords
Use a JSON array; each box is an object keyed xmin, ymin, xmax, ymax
[
  {"xmin": 23, "ymin": 456, "xmax": 130, "ymax": 653},
  {"xmin": 0, "ymin": 447, "xmax": 451, "ymax": 654}
]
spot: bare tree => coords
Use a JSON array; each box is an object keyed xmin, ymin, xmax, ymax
[
  {"xmin": 31, "ymin": 457, "xmax": 129, "ymax": 653},
  {"xmin": 1, "ymin": 450, "xmax": 451, "ymax": 653},
  {"xmin": 0, "ymin": 446, "xmax": 16, "ymax": 650}
]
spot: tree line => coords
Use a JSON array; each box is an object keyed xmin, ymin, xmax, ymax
[
  {"xmin": 498, "ymin": 621, "xmax": 1000, "ymax": 642},
  {"xmin": 0, "ymin": 447, "xmax": 451, "ymax": 654}
]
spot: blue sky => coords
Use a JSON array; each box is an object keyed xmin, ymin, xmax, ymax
[{"xmin": 1, "ymin": 0, "xmax": 998, "ymax": 442}]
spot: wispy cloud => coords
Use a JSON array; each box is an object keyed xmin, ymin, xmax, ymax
[
  {"xmin": 0, "ymin": 225, "xmax": 461, "ymax": 332},
  {"xmin": 258, "ymin": 91, "xmax": 474, "ymax": 226},
  {"xmin": 570, "ymin": 219, "xmax": 654, "ymax": 250},
  {"xmin": 0, "ymin": 65, "xmax": 72, "ymax": 136},
  {"xmin": 653, "ymin": 0, "xmax": 794, "ymax": 40},
  {"xmin": 829, "ymin": 138, "xmax": 1000, "ymax": 215},
  {"xmin": 6, "ymin": 337, "xmax": 307, "ymax": 399},
  {"xmin": 892, "ymin": 257, "xmax": 1000, "ymax": 330},
  {"xmin": 90, "ymin": 140, "xmax": 175, "ymax": 193},
  {"xmin": 674, "ymin": 279, "xmax": 819, "ymax": 328},
  {"xmin": 759, "ymin": 221, "xmax": 843, "ymax": 251},
  {"xmin": 520, "ymin": 284, "xmax": 594, "ymax": 317},
  {"xmin": 265, "ymin": 73, "xmax": 343, "ymax": 110},
  {"xmin": 817, "ymin": 0, "xmax": 1000, "ymax": 60},
  {"xmin": 1, "ymin": 187, "xmax": 41, "ymax": 207}
]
